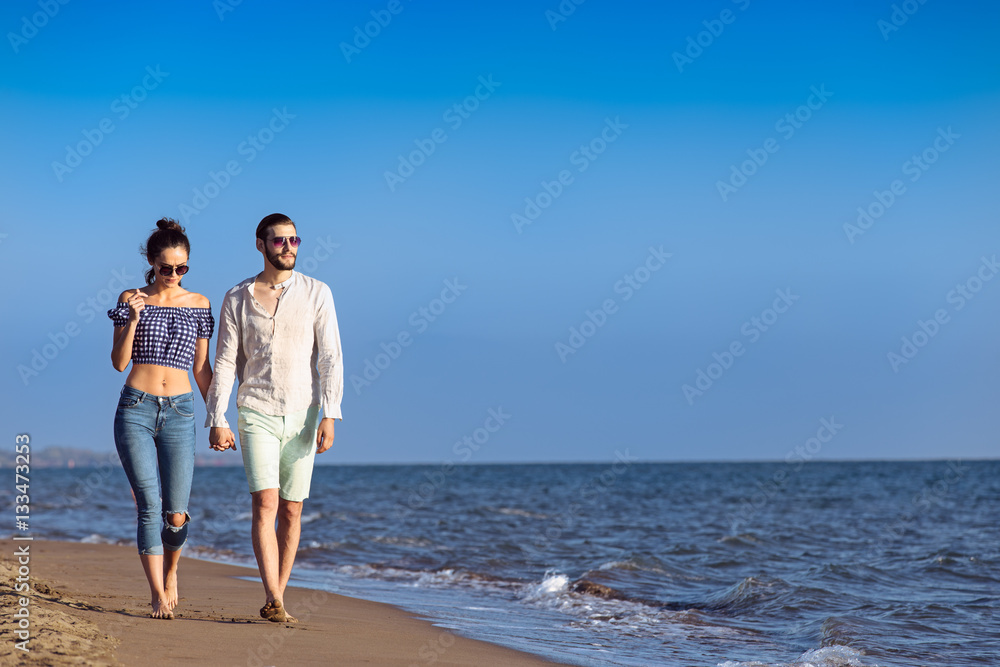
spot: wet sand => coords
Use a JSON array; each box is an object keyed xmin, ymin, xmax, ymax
[{"xmin": 0, "ymin": 539, "xmax": 568, "ymax": 666}]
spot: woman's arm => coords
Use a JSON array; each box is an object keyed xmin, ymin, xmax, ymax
[
  {"xmin": 111, "ymin": 290, "xmax": 145, "ymax": 371},
  {"xmin": 192, "ymin": 338, "xmax": 213, "ymax": 402}
]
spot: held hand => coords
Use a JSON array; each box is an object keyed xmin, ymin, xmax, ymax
[
  {"xmin": 127, "ymin": 291, "xmax": 148, "ymax": 322},
  {"xmin": 316, "ymin": 418, "xmax": 335, "ymax": 454},
  {"xmin": 209, "ymin": 426, "xmax": 237, "ymax": 451}
]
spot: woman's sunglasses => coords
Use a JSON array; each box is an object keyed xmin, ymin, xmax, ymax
[
  {"xmin": 158, "ymin": 264, "xmax": 190, "ymax": 277},
  {"xmin": 270, "ymin": 236, "xmax": 302, "ymax": 249}
]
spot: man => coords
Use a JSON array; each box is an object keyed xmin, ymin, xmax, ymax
[{"xmin": 206, "ymin": 213, "xmax": 343, "ymax": 623}]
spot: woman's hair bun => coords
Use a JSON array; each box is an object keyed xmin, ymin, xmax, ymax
[
  {"xmin": 142, "ymin": 218, "xmax": 191, "ymax": 285},
  {"xmin": 156, "ymin": 217, "xmax": 185, "ymax": 233}
]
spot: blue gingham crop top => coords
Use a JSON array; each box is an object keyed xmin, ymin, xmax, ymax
[{"xmin": 108, "ymin": 302, "xmax": 215, "ymax": 370}]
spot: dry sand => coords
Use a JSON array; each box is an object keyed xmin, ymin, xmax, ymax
[{"xmin": 0, "ymin": 539, "xmax": 568, "ymax": 666}]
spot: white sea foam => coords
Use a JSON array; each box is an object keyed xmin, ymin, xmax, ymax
[
  {"xmin": 718, "ymin": 644, "xmax": 879, "ymax": 667},
  {"xmin": 522, "ymin": 571, "xmax": 570, "ymax": 600},
  {"xmin": 336, "ymin": 564, "xmax": 467, "ymax": 587}
]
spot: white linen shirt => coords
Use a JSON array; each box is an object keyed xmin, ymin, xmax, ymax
[{"xmin": 205, "ymin": 271, "xmax": 343, "ymax": 428}]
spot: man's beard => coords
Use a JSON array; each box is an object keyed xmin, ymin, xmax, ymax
[{"xmin": 266, "ymin": 246, "xmax": 296, "ymax": 271}]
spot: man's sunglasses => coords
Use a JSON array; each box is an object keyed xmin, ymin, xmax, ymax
[
  {"xmin": 271, "ymin": 236, "xmax": 302, "ymax": 249},
  {"xmin": 158, "ymin": 264, "xmax": 190, "ymax": 277}
]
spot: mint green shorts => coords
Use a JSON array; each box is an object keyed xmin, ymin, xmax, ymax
[{"xmin": 237, "ymin": 405, "xmax": 321, "ymax": 502}]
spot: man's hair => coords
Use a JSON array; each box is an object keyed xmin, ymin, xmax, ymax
[{"xmin": 256, "ymin": 213, "xmax": 295, "ymax": 241}]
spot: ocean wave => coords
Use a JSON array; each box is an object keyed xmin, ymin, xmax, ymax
[
  {"xmin": 719, "ymin": 533, "xmax": 765, "ymax": 546},
  {"xmin": 705, "ymin": 576, "xmax": 801, "ymax": 614},
  {"xmin": 299, "ymin": 539, "xmax": 351, "ymax": 552},
  {"xmin": 718, "ymin": 644, "xmax": 877, "ymax": 667},
  {"xmin": 184, "ymin": 544, "xmax": 257, "ymax": 566},
  {"xmin": 517, "ymin": 571, "xmax": 764, "ymax": 642},
  {"xmin": 522, "ymin": 570, "xmax": 570, "ymax": 600},
  {"xmin": 369, "ymin": 535, "xmax": 436, "ymax": 547},
  {"xmin": 332, "ymin": 563, "xmax": 515, "ymax": 593},
  {"xmin": 486, "ymin": 506, "xmax": 549, "ymax": 519},
  {"xmin": 596, "ymin": 556, "xmax": 670, "ymax": 574}
]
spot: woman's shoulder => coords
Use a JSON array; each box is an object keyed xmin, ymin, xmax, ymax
[
  {"xmin": 184, "ymin": 292, "xmax": 211, "ymax": 309},
  {"xmin": 117, "ymin": 288, "xmax": 144, "ymax": 303}
]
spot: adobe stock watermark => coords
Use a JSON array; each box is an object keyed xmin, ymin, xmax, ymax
[
  {"xmin": 7, "ymin": 0, "xmax": 70, "ymax": 54},
  {"xmin": 63, "ymin": 452, "xmax": 121, "ymax": 507},
  {"xmin": 411, "ymin": 632, "xmax": 457, "ymax": 666},
  {"xmin": 682, "ymin": 288, "xmax": 799, "ymax": 405},
  {"xmin": 727, "ymin": 416, "xmax": 844, "ymax": 532},
  {"xmin": 672, "ymin": 0, "xmax": 751, "ymax": 73},
  {"xmin": 350, "ymin": 278, "xmax": 468, "ymax": 395},
  {"xmin": 177, "ymin": 107, "xmax": 295, "ymax": 223},
  {"xmin": 843, "ymin": 126, "xmax": 959, "ymax": 244},
  {"xmin": 886, "ymin": 254, "xmax": 997, "ymax": 373},
  {"xmin": 555, "ymin": 245, "xmax": 671, "ymax": 363},
  {"xmin": 716, "ymin": 84, "xmax": 833, "ymax": 201},
  {"xmin": 545, "ymin": 0, "xmax": 587, "ymax": 30},
  {"xmin": 511, "ymin": 116, "xmax": 628, "ymax": 234},
  {"xmin": 51, "ymin": 66, "xmax": 169, "ymax": 182},
  {"xmin": 393, "ymin": 407, "xmax": 511, "ymax": 520},
  {"xmin": 526, "ymin": 449, "xmax": 638, "ymax": 556},
  {"xmin": 245, "ymin": 589, "xmax": 331, "ymax": 667},
  {"xmin": 340, "ymin": 0, "xmax": 413, "ymax": 63},
  {"xmin": 295, "ymin": 236, "xmax": 341, "ymax": 276},
  {"xmin": 213, "ymin": 0, "xmax": 242, "ymax": 21},
  {"xmin": 17, "ymin": 267, "xmax": 136, "ymax": 385},
  {"xmin": 877, "ymin": 0, "xmax": 930, "ymax": 40},
  {"xmin": 384, "ymin": 75, "xmax": 501, "ymax": 192}
]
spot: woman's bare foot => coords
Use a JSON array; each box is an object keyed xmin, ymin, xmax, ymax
[
  {"xmin": 163, "ymin": 569, "xmax": 179, "ymax": 610},
  {"xmin": 162, "ymin": 546, "xmax": 183, "ymax": 610},
  {"xmin": 151, "ymin": 595, "xmax": 174, "ymax": 619}
]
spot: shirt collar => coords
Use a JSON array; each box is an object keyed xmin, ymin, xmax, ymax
[
  {"xmin": 271, "ymin": 272, "xmax": 296, "ymax": 291},
  {"xmin": 247, "ymin": 271, "xmax": 296, "ymax": 293}
]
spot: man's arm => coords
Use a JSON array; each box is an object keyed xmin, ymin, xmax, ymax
[
  {"xmin": 315, "ymin": 284, "xmax": 343, "ymax": 453},
  {"xmin": 205, "ymin": 289, "xmax": 241, "ymax": 448}
]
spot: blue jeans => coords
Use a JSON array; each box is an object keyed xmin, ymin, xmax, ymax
[{"xmin": 113, "ymin": 385, "xmax": 196, "ymax": 555}]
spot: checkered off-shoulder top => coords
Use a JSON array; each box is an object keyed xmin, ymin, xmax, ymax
[{"xmin": 108, "ymin": 302, "xmax": 215, "ymax": 370}]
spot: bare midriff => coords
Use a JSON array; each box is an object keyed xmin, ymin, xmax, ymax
[{"xmin": 126, "ymin": 364, "xmax": 193, "ymax": 397}]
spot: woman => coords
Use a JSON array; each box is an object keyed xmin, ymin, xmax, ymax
[{"xmin": 109, "ymin": 218, "xmax": 215, "ymax": 619}]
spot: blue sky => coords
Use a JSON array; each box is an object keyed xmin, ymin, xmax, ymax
[{"xmin": 2, "ymin": 0, "xmax": 998, "ymax": 464}]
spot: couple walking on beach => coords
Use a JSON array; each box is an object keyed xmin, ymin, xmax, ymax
[{"xmin": 109, "ymin": 213, "xmax": 343, "ymax": 621}]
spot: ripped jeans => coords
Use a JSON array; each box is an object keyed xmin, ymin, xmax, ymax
[{"xmin": 113, "ymin": 385, "xmax": 195, "ymax": 555}]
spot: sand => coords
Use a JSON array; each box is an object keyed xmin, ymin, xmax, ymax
[{"xmin": 0, "ymin": 539, "xmax": 567, "ymax": 666}]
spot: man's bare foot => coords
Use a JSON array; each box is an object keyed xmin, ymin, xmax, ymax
[
  {"xmin": 151, "ymin": 596, "xmax": 174, "ymax": 619},
  {"xmin": 163, "ymin": 570, "xmax": 179, "ymax": 609},
  {"xmin": 260, "ymin": 599, "xmax": 295, "ymax": 623}
]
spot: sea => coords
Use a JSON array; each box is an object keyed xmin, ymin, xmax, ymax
[{"xmin": 9, "ymin": 459, "xmax": 999, "ymax": 667}]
